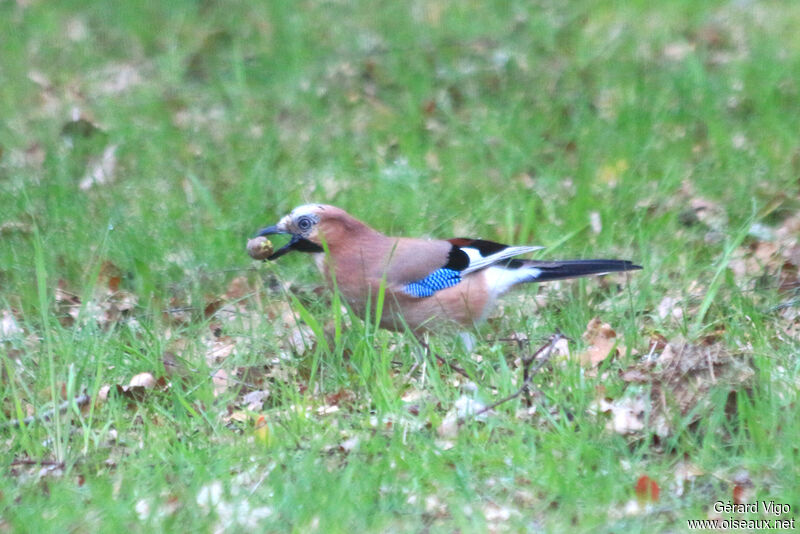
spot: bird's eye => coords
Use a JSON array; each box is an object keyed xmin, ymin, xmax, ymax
[{"xmin": 296, "ymin": 216, "xmax": 313, "ymax": 231}]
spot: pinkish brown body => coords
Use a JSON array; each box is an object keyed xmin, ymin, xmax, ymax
[{"xmin": 255, "ymin": 204, "xmax": 640, "ymax": 334}]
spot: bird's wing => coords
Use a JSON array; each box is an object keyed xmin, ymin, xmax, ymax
[
  {"xmin": 397, "ymin": 238, "xmax": 541, "ymax": 298},
  {"xmin": 402, "ymin": 267, "xmax": 463, "ymax": 298},
  {"xmin": 446, "ymin": 238, "xmax": 543, "ymax": 275}
]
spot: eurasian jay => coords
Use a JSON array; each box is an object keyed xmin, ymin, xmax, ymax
[{"xmin": 255, "ymin": 204, "xmax": 641, "ymax": 334}]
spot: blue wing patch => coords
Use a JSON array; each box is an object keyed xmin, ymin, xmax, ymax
[{"xmin": 404, "ymin": 268, "xmax": 462, "ymax": 298}]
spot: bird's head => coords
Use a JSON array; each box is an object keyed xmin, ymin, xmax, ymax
[{"xmin": 255, "ymin": 204, "xmax": 363, "ymax": 260}]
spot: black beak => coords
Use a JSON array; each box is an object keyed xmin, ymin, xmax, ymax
[
  {"xmin": 254, "ymin": 225, "xmax": 323, "ymax": 260},
  {"xmin": 256, "ymin": 225, "xmax": 287, "ymax": 238},
  {"xmin": 255, "ymin": 225, "xmax": 295, "ymax": 261}
]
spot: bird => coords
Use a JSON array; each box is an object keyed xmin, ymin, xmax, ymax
[{"xmin": 255, "ymin": 204, "xmax": 641, "ymax": 335}]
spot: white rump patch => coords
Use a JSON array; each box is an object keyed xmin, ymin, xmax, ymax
[{"xmin": 483, "ymin": 265, "xmax": 542, "ymax": 298}]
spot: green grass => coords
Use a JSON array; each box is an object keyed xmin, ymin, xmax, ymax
[{"xmin": 2, "ymin": 0, "xmax": 800, "ymax": 531}]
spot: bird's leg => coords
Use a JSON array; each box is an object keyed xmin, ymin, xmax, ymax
[
  {"xmin": 456, "ymin": 333, "xmax": 560, "ymax": 424},
  {"xmin": 403, "ymin": 332, "xmax": 427, "ymax": 380},
  {"xmin": 519, "ymin": 333, "xmax": 555, "ymax": 405},
  {"xmin": 404, "ymin": 359, "xmax": 420, "ymax": 379},
  {"xmin": 413, "ymin": 332, "xmax": 471, "ymax": 380}
]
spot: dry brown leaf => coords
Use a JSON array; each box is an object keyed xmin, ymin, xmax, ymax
[
  {"xmin": 619, "ymin": 368, "xmax": 651, "ymax": 383},
  {"xmin": 672, "ymin": 459, "xmax": 704, "ymax": 497},
  {"xmin": 54, "ymin": 276, "xmax": 138, "ymax": 328},
  {"xmin": 656, "ymin": 296, "xmax": 683, "ymax": 321},
  {"xmin": 596, "ymin": 159, "xmax": 628, "ymax": 186},
  {"xmin": 424, "ymin": 494, "xmax": 448, "ymax": 519},
  {"xmin": 254, "ymin": 415, "xmax": 270, "ymax": 445},
  {"xmin": 116, "ymin": 372, "xmax": 166, "ymax": 401},
  {"xmin": 675, "ymin": 181, "xmax": 728, "ymax": 241},
  {"xmin": 616, "ymin": 339, "xmax": 753, "ymax": 437},
  {"xmin": 338, "ymin": 436, "xmax": 360, "ymax": 453},
  {"xmin": 212, "ymin": 369, "xmax": 231, "ymax": 397},
  {"xmin": 589, "ymin": 211, "xmax": 602, "ymax": 234},
  {"xmin": 324, "ymin": 389, "xmax": 356, "ymax": 407},
  {"xmin": 225, "ymin": 276, "xmax": 251, "ymax": 300},
  {"xmin": 97, "ymin": 384, "xmax": 111, "ymax": 403},
  {"xmin": 55, "ymin": 281, "xmax": 82, "ymax": 326},
  {"xmin": 79, "ymin": 144, "xmax": 118, "ymax": 191},
  {"xmin": 663, "ymin": 42, "xmax": 695, "ymax": 61},
  {"xmin": 551, "ymin": 336, "xmax": 571, "ymax": 359},
  {"xmin": 578, "ymin": 317, "xmax": 620, "ymax": 368},
  {"xmin": 285, "ymin": 324, "xmax": 315, "ymax": 355},
  {"xmin": 89, "ymin": 63, "xmax": 143, "ymax": 96},
  {"xmin": 223, "ymin": 410, "xmax": 250, "ymax": 424},
  {"xmin": 593, "ymin": 396, "xmax": 645, "ymax": 435},
  {"xmin": 61, "ymin": 116, "xmax": 103, "ymax": 140},
  {"xmin": 128, "ymin": 372, "xmax": 156, "ymax": 388},
  {"xmin": 634, "ymin": 475, "xmax": 660, "ymax": 503},
  {"xmin": 241, "ymin": 390, "xmax": 269, "ymax": 411},
  {"xmin": 162, "ymin": 351, "xmax": 192, "ymax": 380},
  {"xmin": 483, "ymin": 501, "xmax": 516, "ymax": 531},
  {"xmin": 0, "ymin": 221, "xmax": 33, "ymax": 236},
  {"xmin": 731, "ymin": 470, "xmax": 755, "ymax": 505},
  {"xmin": 205, "ymin": 337, "xmax": 236, "ymax": 365},
  {"xmin": 436, "ymin": 395, "xmax": 488, "ymax": 438},
  {"xmin": 436, "ymin": 414, "xmax": 459, "ymax": 439},
  {"xmin": 0, "ymin": 309, "xmax": 24, "ymax": 338}
]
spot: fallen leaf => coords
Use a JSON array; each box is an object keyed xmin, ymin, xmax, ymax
[
  {"xmin": 614, "ymin": 339, "xmax": 753, "ymax": 437},
  {"xmin": 205, "ymin": 337, "xmax": 236, "ymax": 365},
  {"xmin": 589, "ymin": 211, "xmax": 602, "ymax": 234},
  {"xmin": 656, "ymin": 296, "xmax": 683, "ymax": 321},
  {"xmin": 594, "ymin": 396, "xmax": 645, "ymax": 435},
  {"xmin": 223, "ymin": 411, "xmax": 250, "ymax": 424},
  {"xmin": 79, "ymin": 144, "xmax": 118, "ymax": 190},
  {"xmin": 212, "ymin": 369, "xmax": 231, "ymax": 397},
  {"xmin": 551, "ymin": 336, "xmax": 571, "ymax": 359},
  {"xmin": 241, "ymin": 390, "xmax": 269, "ymax": 411},
  {"xmin": 89, "ymin": 63, "xmax": 143, "ymax": 96},
  {"xmin": 162, "ymin": 351, "xmax": 192, "ymax": 380},
  {"xmin": 196, "ymin": 481, "xmax": 223, "ymax": 509},
  {"xmin": 732, "ymin": 485, "xmax": 745, "ymax": 505},
  {"xmin": 0, "ymin": 221, "xmax": 33, "ymax": 236},
  {"xmin": 453, "ymin": 395, "xmax": 487, "ymax": 419},
  {"xmin": 128, "ymin": 372, "xmax": 156, "ymax": 388},
  {"xmin": 135, "ymin": 499, "xmax": 151, "ymax": 521},
  {"xmin": 324, "ymin": 389, "xmax": 356, "ymax": 407},
  {"xmin": 338, "ymin": 436, "xmax": 359, "ymax": 453},
  {"xmin": 436, "ymin": 395, "xmax": 488, "ymax": 438},
  {"xmin": 55, "ymin": 281, "xmax": 82, "ymax": 326},
  {"xmin": 596, "ymin": 159, "xmax": 628, "ymax": 186},
  {"xmin": 635, "ymin": 475, "xmax": 660, "ymax": 502},
  {"xmin": 254, "ymin": 415, "xmax": 271, "ymax": 445},
  {"xmin": 284, "ymin": 323, "xmax": 315, "ymax": 355},
  {"xmin": 65, "ymin": 16, "xmax": 88, "ymax": 42},
  {"xmin": 97, "ymin": 384, "xmax": 111, "ymax": 403},
  {"xmin": 61, "ymin": 117, "xmax": 104, "ymax": 141},
  {"xmin": 225, "ymin": 276, "xmax": 252, "ymax": 300},
  {"xmin": 731, "ymin": 469, "xmax": 754, "ymax": 505},
  {"xmin": 483, "ymin": 501, "xmax": 515, "ymax": 529},
  {"xmin": 0, "ymin": 310, "xmax": 24, "ymax": 338},
  {"xmin": 578, "ymin": 317, "xmax": 620, "ymax": 368},
  {"xmin": 672, "ymin": 459, "xmax": 703, "ymax": 497},
  {"xmin": 424, "ymin": 494, "xmax": 448, "ymax": 519},
  {"xmin": 663, "ymin": 42, "xmax": 695, "ymax": 61},
  {"xmin": 115, "ymin": 372, "xmax": 166, "ymax": 401}
]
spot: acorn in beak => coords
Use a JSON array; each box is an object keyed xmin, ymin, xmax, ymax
[{"xmin": 254, "ymin": 224, "xmax": 323, "ymax": 261}]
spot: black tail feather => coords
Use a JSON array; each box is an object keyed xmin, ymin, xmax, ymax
[{"xmin": 505, "ymin": 259, "xmax": 642, "ymax": 282}]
